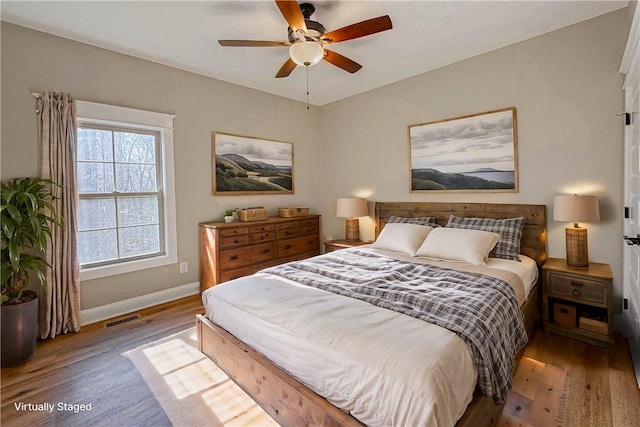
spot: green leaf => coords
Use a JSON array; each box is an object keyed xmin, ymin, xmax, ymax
[{"xmin": 1, "ymin": 177, "xmax": 62, "ymax": 304}]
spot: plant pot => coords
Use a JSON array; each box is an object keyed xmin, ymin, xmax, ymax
[
  {"xmin": 224, "ymin": 216, "xmax": 234, "ymax": 223},
  {"xmin": 1, "ymin": 290, "xmax": 38, "ymax": 367}
]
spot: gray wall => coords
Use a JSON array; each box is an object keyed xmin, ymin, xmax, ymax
[
  {"xmin": 1, "ymin": 22, "xmax": 322, "ymax": 309},
  {"xmin": 319, "ymin": 8, "xmax": 632, "ymax": 309},
  {"xmin": 1, "ymin": 6, "xmax": 633, "ymax": 311}
]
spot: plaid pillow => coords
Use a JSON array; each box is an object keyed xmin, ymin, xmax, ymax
[
  {"xmin": 446, "ymin": 215, "xmax": 525, "ymax": 261},
  {"xmin": 388, "ymin": 216, "xmax": 438, "ymax": 227}
]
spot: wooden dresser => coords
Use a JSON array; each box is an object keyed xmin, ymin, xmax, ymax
[{"xmin": 199, "ymin": 215, "xmax": 321, "ymax": 292}]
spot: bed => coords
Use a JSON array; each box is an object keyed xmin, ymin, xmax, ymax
[{"xmin": 197, "ymin": 202, "xmax": 546, "ymax": 427}]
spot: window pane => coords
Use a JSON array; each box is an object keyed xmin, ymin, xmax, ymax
[
  {"xmin": 119, "ymin": 225, "xmax": 160, "ymax": 258},
  {"xmin": 118, "ymin": 196, "xmax": 159, "ymax": 227},
  {"xmin": 77, "ymin": 162, "xmax": 115, "ymax": 193},
  {"xmin": 115, "ymin": 164, "xmax": 157, "ymax": 192},
  {"xmin": 79, "ymin": 229, "xmax": 118, "ymax": 264},
  {"xmin": 78, "ymin": 198, "xmax": 116, "ymax": 230},
  {"xmin": 77, "ymin": 128, "xmax": 113, "ymax": 161},
  {"xmin": 114, "ymin": 132, "xmax": 156, "ymax": 164}
]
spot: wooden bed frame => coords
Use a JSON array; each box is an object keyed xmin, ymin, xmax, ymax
[{"xmin": 197, "ymin": 202, "xmax": 547, "ymax": 427}]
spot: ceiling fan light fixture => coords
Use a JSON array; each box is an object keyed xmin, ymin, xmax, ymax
[{"xmin": 289, "ymin": 41, "xmax": 324, "ymax": 66}]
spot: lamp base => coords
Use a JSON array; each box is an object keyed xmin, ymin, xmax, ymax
[
  {"xmin": 565, "ymin": 227, "xmax": 589, "ymax": 267},
  {"xmin": 345, "ymin": 218, "xmax": 360, "ymax": 241}
]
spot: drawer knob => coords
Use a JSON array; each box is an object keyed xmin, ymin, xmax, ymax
[
  {"xmin": 262, "ymin": 249, "xmax": 270, "ymax": 254},
  {"xmin": 230, "ymin": 255, "xmax": 239, "ymax": 261},
  {"xmin": 572, "ymin": 288, "xmax": 581, "ymax": 297},
  {"xmin": 284, "ymin": 244, "xmax": 292, "ymax": 250}
]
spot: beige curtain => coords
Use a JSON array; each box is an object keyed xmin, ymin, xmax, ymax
[{"xmin": 37, "ymin": 92, "xmax": 80, "ymax": 339}]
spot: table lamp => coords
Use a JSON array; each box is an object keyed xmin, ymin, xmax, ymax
[
  {"xmin": 336, "ymin": 198, "xmax": 368, "ymax": 241},
  {"xmin": 553, "ymin": 194, "xmax": 600, "ymax": 267}
]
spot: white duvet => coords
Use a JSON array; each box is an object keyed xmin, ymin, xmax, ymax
[{"xmin": 202, "ymin": 248, "xmax": 535, "ymax": 426}]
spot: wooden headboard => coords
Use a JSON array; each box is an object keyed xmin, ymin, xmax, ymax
[{"xmin": 375, "ymin": 202, "xmax": 547, "ymax": 266}]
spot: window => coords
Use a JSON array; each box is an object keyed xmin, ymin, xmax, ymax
[{"xmin": 76, "ymin": 101, "xmax": 176, "ymax": 280}]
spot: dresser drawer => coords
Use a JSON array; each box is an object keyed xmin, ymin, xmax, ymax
[
  {"xmin": 549, "ymin": 273, "xmax": 605, "ymax": 304},
  {"xmin": 299, "ymin": 218, "xmax": 319, "ymax": 228},
  {"xmin": 219, "ymin": 227, "xmax": 249, "ymax": 237},
  {"xmin": 251, "ymin": 231, "xmax": 276, "ymax": 243},
  {"xmin": 250, "ymin": 224, "xmax": 276, "ymax": 233},
  {"xmin": 220, "ymin": 242, "xmax": 276, "ymax": 270},
  {"xmin": 277, "ymin": 222, "xmax": 300, "ymax": 239},
  {"xmin": 220, "ymin": 234, "xmax": 250, "ymax": 248},
  {"xmin": 300, "ymin": 223, "xmax": 319, "ymax": 235},
  {"xmin": 278, "ymin": 235, "xmax": 320, "ymax": 258}
]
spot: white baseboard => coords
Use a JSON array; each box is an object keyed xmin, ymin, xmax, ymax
[{"xmin": 80, "ymin": 282, "xmax": 200, "ymax": 326}]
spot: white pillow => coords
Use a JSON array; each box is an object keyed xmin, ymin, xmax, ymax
[
  {"xmin": 415, "ymin": 227, "xmax": 500, "ymax": 265},
  {"xmin": 371, "ymin": 223, "xmax": 434, "ymax": 256}
]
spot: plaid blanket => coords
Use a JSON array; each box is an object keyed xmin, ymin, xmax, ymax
[{"xmin": 262, "ymin": 249, "xmax": 528, "ymax": 404}]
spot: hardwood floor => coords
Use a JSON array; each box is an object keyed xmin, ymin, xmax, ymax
[
  {"xmin": 499, "ymin": 328, "xmax": 640, "ymax": 427},
  {"xmin": 1, "ymin": 295, "xmax": 205, "ymax": 427},
  {"xmin": 1, "ymin": 295, "xmax": 639, "ymax": 427}
]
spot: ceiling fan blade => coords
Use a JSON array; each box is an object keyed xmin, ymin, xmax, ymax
[
  {"xmin": 275, "ymin": 0, "xmax": 307, "ymax": 33},
  {"xmin": 275, "ymin": 58, "xmax": 297, "ymax": 78},
  {"xmin": 323, "ymin": 49, "xmax": 362, "ymax": 74},
  {"xmin": 218, "ymin": 40, "xmax": 289, "ymax": 47},
  {"xmin": 323, "ymin": 15, "xmax": 392, "ymax": 44}
]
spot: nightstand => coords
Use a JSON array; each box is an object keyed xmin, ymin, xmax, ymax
[
  {"xmin": 542, "ymin": 258, "xmax": 613, "ymax": 346},
  {"xmin": 324, "ymin": 239, "xmax": 372, "ymax": 253}
]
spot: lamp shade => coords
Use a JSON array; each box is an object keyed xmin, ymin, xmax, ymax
[
  {"xmin": 336, "ymin": 198, "xmax": 368, "ymax": 218},
  {"xmin": 553, "ymin": 195, "xmax": 600, "ymax": 223},
  {"xmin": 289, "ymin": 41, "xmax": 324, "ymax": 66}
]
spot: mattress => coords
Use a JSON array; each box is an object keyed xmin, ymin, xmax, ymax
[{"xmin": 202, "ymin": 248, "xmax": 534, "ymax": 426}]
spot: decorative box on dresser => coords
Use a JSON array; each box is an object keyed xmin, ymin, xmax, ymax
[
  {"xmin": 542, "ymin": 257, "xmax": 614, "ymax": 346},
  {"xmin": 199, "ymin": 215, "xmax": 320, "ymax": 292}
]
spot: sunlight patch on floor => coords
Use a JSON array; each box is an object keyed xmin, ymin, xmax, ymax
[
  {"xmin": 163, "ymin": 357, "xmax": 229, "ymax": 399},
  {"xmin": 143, "ymin": 338, "xmax": 203, "ymax": 376},
  {"xmin": 138, "ymin": 333, "xmax": 277, "ymax": 425},
  {"xmin": 201, "ymin": 379, "xmax": 279, "ymax": 426}
]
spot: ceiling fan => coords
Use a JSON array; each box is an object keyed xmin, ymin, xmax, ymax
[{"xmin": 218, "ymin": 0, "xmax": 392, "ymax": 78}]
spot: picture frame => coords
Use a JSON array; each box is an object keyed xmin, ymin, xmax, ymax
[
  {"xmin": 212, "ymin": 132, "xmax": 294, "ymax": 195},
  {"xmin": 408, "ymin": 107, "xmax": 518, "ymax": 192}
]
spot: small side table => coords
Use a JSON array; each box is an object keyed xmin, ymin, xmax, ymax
[
  {"xmin": 542, "ymin": 258, "xmax": 613, "ymax": 346},
  {"xmin": 324, "ymin": 239, "xmax": 372, "ymax": 253}
]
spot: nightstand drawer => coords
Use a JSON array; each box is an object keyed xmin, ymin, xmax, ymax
[{"xmin": 549, "ymin": 273, "xmax": 605, "ymax": 304}]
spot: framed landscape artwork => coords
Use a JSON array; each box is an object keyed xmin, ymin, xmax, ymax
[
  {"xmin": 212, "ymin": 132, "xmax": 294, "ymax": 195},
  {"xmin": 408, "ymin": 107, "xmax": 518, "ymax": 192}
]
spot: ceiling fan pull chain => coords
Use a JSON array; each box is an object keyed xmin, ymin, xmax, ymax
[{"xmin": 306, "ymin": 66, "xmax": 310, "ymax": 110}]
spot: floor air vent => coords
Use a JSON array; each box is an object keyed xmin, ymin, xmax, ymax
[{"xmin": 105, "ymin": 314, "xmax": 142, "ymax": 328}]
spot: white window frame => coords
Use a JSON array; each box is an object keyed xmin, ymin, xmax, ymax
[{"xmin": 76, "ymin": 101, "xmax": 177, "ymax": 281}]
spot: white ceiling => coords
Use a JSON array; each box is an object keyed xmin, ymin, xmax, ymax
[{"xmin": 1, "ymin": 1, "xmax": 629, "ymax": 106}]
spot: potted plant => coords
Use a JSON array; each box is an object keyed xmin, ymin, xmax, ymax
[
  {"xmin": 1, "ymin": 177, "xmax": 61, "ymax": 367},
  {"xmin": 224, "ymin": 209, "xmax": 234, "ymax": 223}
]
